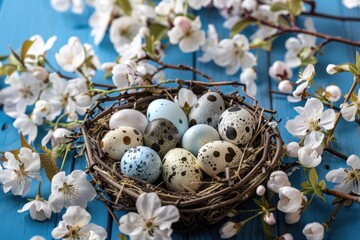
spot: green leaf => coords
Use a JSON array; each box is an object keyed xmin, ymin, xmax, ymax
[
  {"xmin": 230, "ymin": 19, "xmax": 252, "ymax": 37},
  {"xmin": 21, "ymin": 40, "xmax": 34, "ymax": 60},
  {"xmin": 288, "ymin": 0, "xmax": 303, "ymax": 16},
  {"xmin": 349, "ymin": 63, "xmax": 360, "ymax": 75},
  {"xmin": 0, "ymin": 150, "xmax": 20, "ymax": 162},
  {"xmin": 0, "ymin": 55, "xmax": 8, "ymax": 61},
  {"xmin": 356, "ymin": 51, "xmax": 360, "ymax": 71},
  {"xmin": 250, "ymin": 38, "xmax": 273, "ymax": 51},
  {"xmin": 149, "ymin": 23, "xmax": 168, "ymax": 42},
  {"xmin": 20, "ymin": 132, "xmax": 35, "ymax": 151},
  {"xmin": 9, "ymin": 47, "xmax": 24, "ymax": 66},
  {"xmin": 318, "ymin": 180, "xmax": 326, "ymax": 190},
  {"xmin": 270, "ymin": 2, "xmax": 289, "ymax": 12},
  {"xmin": 343, "ymin": 200, "xmax": 353, "ymax": 207},
  {"xmin": 144, "ymin": 35, "xmax": 155, "ymax": 57},
  {"xmin": 309, "ymin": 168, "xmax": 318, "ymax": 186},
  {"xmin": 301, "ymin": 55, "xmax": 317, "ymax": 66},
  {"xmin": 38, "ymin": 145, "xmax": 60, "ymax": 181},
  {"xmin": 116, "ymin": 0, "xmax": 132, "ymax": 15},
  {"xmin": 301, "ymin": 181, "xmax": 311, "ymax": 190}
]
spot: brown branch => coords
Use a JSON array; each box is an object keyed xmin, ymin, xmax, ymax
[
  {"xmin": 325, "ymin": 201, "xmax": 344, "ymax": 228},
  {"xmin": 323, "ymin": 188, "xmax": 360, "ymax": 203}
]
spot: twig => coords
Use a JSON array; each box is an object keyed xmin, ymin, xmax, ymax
[
  {"xmin": 323, "ymin": 188, "xmax": 360, "ymax": 203},
  {"xmin": 325, "ymin": 201, "xmax": 344, "ymax": 228}
]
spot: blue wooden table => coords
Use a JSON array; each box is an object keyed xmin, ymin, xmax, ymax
[{"xmin": 0, "ymin": 0, "xmax": 360, "ymax": 239}]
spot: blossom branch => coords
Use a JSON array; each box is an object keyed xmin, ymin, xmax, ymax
[
  {"xmin": 325, "ymin": 201, "xmax": 344, "ymax": 229},
  {"xmin": 323, "ymin": 188, "xmax": 360, "ymax": 203}
]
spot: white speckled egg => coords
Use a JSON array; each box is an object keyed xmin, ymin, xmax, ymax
[
  {"xmin": 189, "ymin": 92, "xmax": 225, "ymax": 128},
  {"xmin": 144, "ymin": 118, "xmax": 180, "ymax": 158},
  {"xmin": 218, "ymin": 106, "xmax": 256, "ymax": 145},
  {"xmin": 197, "ymin": 141, "xmax": 243, "ymax": 177},
  {"xmin": 109, "ymin": 109, "xmax": 148, "ymax": 135},
  {"xmin": 162, "ymin": 148, "xmax": 203, "ymax": 192},
  {"xmin": 147, "ymin": 99, "xmax": 188, "ymax": 137},
  {"xmin": 101, "ymin": 126, "xmax": 143, "ymax": 159},
  {"xmin": 121, "ymin": 146, "xmax": 162, "ymax": 183},
  {"xmin": 182, "ymin": 124, "xmax": 221, "ymax": 156}
]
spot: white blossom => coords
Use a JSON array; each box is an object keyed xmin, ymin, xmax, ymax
[
  {"xmin": 198, "ymin": 24, "xmax": 219, "ymax": 63},
  {"xmin": 269, "ymin": 61, "xmax": 293, "ymax": 81},
  {"xmin": 52, "ymin": 206, "xmax": 107, "ymax": 240},
  {"xmin": 89, "ymin": 0, "xmax": 114, "ymax": 45},
  {"xmin": 174, "ymin": 88, "xmax": 198, "ymax": 110},
  {"xmin": 219, "ymin": 221, "xmax": 240, "ymax": 239},
  {"xmin": 42, "ymin": 128, "xmax": 73, "ymax": 147},
  {"xmin": 110, "ymin": 16, "xmax": 142, "ymax": 53},
  {"xmin": 119, "ymin": 192, "xmax": 180, "ymax": 240},
  {"xmin": 342, "ymin": 0, "xmax": 360, "ymax": 8},
  {"xmin": 51, "ymin": 0, "xmax": 84, "ymax": 14},
  {"xmin": 288, "ymin": 64, "xmax": 315, "ymax": 102},
  {"xmin": 326, "ymin": 154, "xmax": 360, "ymax": 194},
  {"xmin": 285, "ymin": 98, "xmax": 336, "ymax": 149},
  {"xmin": 285, "ymin": 209, "xmax": 301, "ymax": 224},
  {"xmin": 325, "ymin": 85, "xmax": 342, "ymax": 102},
  {"xmin": 0, "ymin": 147, "xmax": 41, "ymax": 196},
  {"xmin": 18, "ymin": 197, "xmax": 52, "ymax": 221},
  {"xmin": 263, "ymin": 212, "xmax": 276, "ymax": 225},
  {"xmin": 298, "ymin": 146, "xmax": 322, "ymax": 168},
  {"xmin": 326, "ymin": 64, "xmax": 338, "ymax": 75},
  {"xmin": 112, "ymin": 62, "xmax": 137, "ymax": 89},
  {"xmin": 285, "ymin": 142, "xmax": 301, "ymax": 158},
  {"xmin": 340, "ymin": 88, "xmax": 360, "ymax": 122},
  {"xmin": 280, "ymin": 233, "xmax": 294, "ymax": 240},
  {"xmin": 30, "ymin": 236, "xmax": 46, "ymax": 240},
  {"xmin": 188, "ymin": 0, "xmax": 211, "ymax": 10},
  {"xmin": 214, "ymin": 34, "xmax": 256, "ymax": 75},
  {"xmin": 168, "ymin": 16, "xmax": 205, "ymax": 53},
  {"xmin": 267, "ymin": 171, "xmax": 291, "ymax": 193},
  {"xmin": 278, "ymin": 80, "xmax": 294, "ymax": 93},
  {"xmin": 302, "ymin": 222, "xmax": 324, "ymax": 240},
  {"xmin": 48, "ymin": 170, "xmax": 97, "ymax": 213},
  {"xmin": 13, "ymin": 114, "xmax": 40, "ymax": 143},
  {"xmin": 277, "ymin": 186, "xmax": 302, "ymax": 213},
  {"xmin": 240, "ymin": 68, "xmax": 257, "ymax": 96},
  {"xmin": 55, "ymin": 37, "xmax": 86, "ymax": 72},
  {"xmin": 256, "ymin": 185, "xmax": 266, "ymax": 196}
]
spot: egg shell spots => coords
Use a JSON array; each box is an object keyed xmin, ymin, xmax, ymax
[
  {"xmin": 146, "ymin": 99, "xmax": 188, "ymax": 137},
  {"xmin": 109, "ymin": 109, "xmax": 148, "ymax": 135},
  {"xmin": 218, "ymin": 106, "xmax": 256, "ymax": 145},
  {"xmin": 121, "ymin": 146, "xmax": 162, "ymax": 183},
  {"xmin": 182, "ymin": 124, "xmax": 221, "ymax": 156},
  {"xmin": 197, "ymin": 141, "xmax": 243, "ymax": 177},
  {"xmin": 162, "ymin": 148, "xmax": 203, "ymax": 192},
  {"xmin": 189, "ymin": 92, "xmax": 225, "ymax": 128},
  {"xmin": 101, "ymin": 126, "xmax": 143, "ymax": 159},
  {"xmin": 144, "ymin": 118, "xmax": 180, "ymax": 158}
]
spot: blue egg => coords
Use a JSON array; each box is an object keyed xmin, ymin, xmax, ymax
[
  {"xmin": 121, "ymin": 146, "xmax": 161, "ymax": 183},
  {"xmin": 182, "ymin": 124, "xmax": 221, "ymax": 156},
  {"xmin": 147, "ymin": 99, "xmax": 188, "ymax": 137}
]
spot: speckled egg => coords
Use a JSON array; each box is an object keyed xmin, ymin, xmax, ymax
[
  {"xmin": 147, "ymin": 99, "xmax": 188, "ymax": 136},
  {"xmin": 121, "ymin": 146, "xmax": 162, "ymax": 183},
  {"xmin": 100, "ymin": 126, "xmax": 143, "ymax": 159},
  {"xmin": 197, "ymin": 141, "xmax": 243, "ymax": 177},
  {"xmin": 189, "ymin": 92, "xmax": 225, "ymax": 128},
  {"xmin": 144, "ymin": 118, "xmax": 180, "ymax": 158},
  {"xmin": 162, "ymin": 148, "xmax": 203, "ymax": 192},
  {"xmin": 182, "ymin": 124, "xmax": 221, "ymax": 156},
  {"xmin": 109, "ymin": 109, "xmax": 148, "ymax": 135},
  {"xmin": 218, "ymin": 106, "xmax": 256, "ymax": 145}
]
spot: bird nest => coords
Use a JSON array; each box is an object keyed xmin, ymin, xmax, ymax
[{"xmin": 80, "ymin": 79, "xmax": 283, "ymax": 230}]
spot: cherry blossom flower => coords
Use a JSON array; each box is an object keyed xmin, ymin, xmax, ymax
[
  {"xmin": 263, "ymin": 212, "xmax": 276, "ymax": 225},
  {"xmin": 42, "ymin": 128, "xmax": 73, "ymax": 147},
  {"xmin": 188, "ymin": 0, "xmax": 211, "ymax": 10},
  {"xmin": 25, "ymin": 35, "xmax": 56, "ymax": 65},
  {"xmin": 213, "ymin": 0, "xmax": 236, "ymax": 9},
  {"xmin": 326, "ymin": 154, "xmax": 360, "ymax": 194},
  {"xmin": 285, "ymin": 98, "xmax": 336, "ymax": 149},
  {"xmin": 285, "ymin": 142, "xmax": 301, "ymax": 158},
  {"xmin": 48, "ymin": 170, "xmax": 97, "ymax": 213},
  {"xmin": 89, "ymin": 0, "xmax": 114, "ymax": 45},
  {"xmin": 267, "ymin": 171, "xmax": 291, "ymax": 193},
  {"xmin": 112, "ymin": 62, "xmax": 137, "ymax": 89},
  {"xmin": 55, "ymin": 37, "xmax": 86, "ymax": 72},
  {"xmin": 13, "ymin": 114, "xmax": 40, "ymax": 143},
  {"xmin": 256, "ymin": 185, "xmax": 266, "ymax": 196},
  {"xmin": 326, "ymin": 64, "xmax": 339, "ymax": 75},
  {"xmin": 0, "ymin": 147, "xmax": 41, "ymax": 196},
  {"xmin": 302, "ymin": 222, "xmax": 324, "ymax": 240},
  {"xmin": 110, "ymin": 16, "xmax": 142, "ymax": 53},
  {"xmin": 280, "ymin": 233, "xmax": 294, "ymax": 240},
  {"xmin": 174, "ymin": 88, "xmax": 198, "ymax": 111},
  {"xmin": 219, "ymin": 221, "xmax": 241, "ymax": 239},
  {"xmin": 240, "ymin": 68, "xmax": 257, "ymax": 96},
  {"xmin": 288, "ymin": 64, "xmax": 315, "ymax": 102},
  {"xmin": 285, "ymin": 209, "xmax": 302, "ymax": 224},
  {"xmin": 119, "ymin": 192, "xmax": 180, "ymax": 240},
  {"xmin": 30, "ymin": 236, "xmax": 46, "ymax": 240},
  {"xmin": 325, "ymin": 85, "xmax": 342, "ymax": 102},
  {"xmin": 342, "ymin": 0, "xmax": 360, "ymax": 8},
  {"xmin": 52, "ymin": 206, "xmax": 107, "ymax": 240},
  {"xmin": 51, "ymin": 0, "xmax": 84, "ymax": 14},
  {"xmin": 198, "ymin": 24, "xmax": 219, "ymax": 63},
  {"xmin": 269, "ymin": 61, "xmax": 293, "ymax": 81},
  {"xmin": 340, "ymin": 88, "xmax": 360, "ymax": 122},
  {"xmin": 18, "ymin": 197, "xmax": 52, "ymax": 221},
  {"xmin": 298, "ymin": 146, "xmax": 322, "ymax": 168},
  {"xmin": 214, "ymin": 34, "xmax": 256, "ymax": 75},
  {"xmin": 277, "ymin": 186, "xmax": 302, "ymax": 213},
  {"xmin": 168, "ymin": 16, "xmax": 205, "ymax": 53},
  {"xmin": 0, "ymin": 72, "xmax": 44, "ymax": 118},
  {"xmin": 278, "ymin": 80, "xmax": 294, "ymax": 93}
]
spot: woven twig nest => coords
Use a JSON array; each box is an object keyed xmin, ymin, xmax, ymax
[{"xmin": 81, "ymin": 80, "xmax": 283, "ymax": 230}]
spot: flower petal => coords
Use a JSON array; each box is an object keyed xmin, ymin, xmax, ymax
[
  {"xmin": 62, "ymin": 206, "xmax": 91, "ymax": 227},
  {"xmin": 136, "ymin": 192, "xmax": 161, "ymax": 219},
  {"xmin": 153, "ymin": 205, "xmax": 180, "ymax": 230},
  {"xmin": 119, "ymin": 212, "xmax": 144, "ymax": 236},
  {"xmin": 319, "ymin": 109, "xmax": 335, "ymax": 130},
  {"xmin": 347, "ymin": 154, "xmax": 360, "ymax": 169},
  {"xmin": 304, "ymin": 131, "xmax": 324, "ymax": 149}
]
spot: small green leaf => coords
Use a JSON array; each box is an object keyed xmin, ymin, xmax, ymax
[
  {"xmin": 0, "ymin": 150, "xmax": 20, "ymax": 162},
  {"xmin": 0, "ymin": 55, "xmax": 8, "ymax": 61},
  {"xmin": 38, "ymin": 145, "xmax": 60, "ymax": 181},
  {"xmin": 301, "ymin": 181, "xmax": 311, "ymax": 190},
  {"xmin": 349, "ymin": 63, "xmax": 360, "ymax": 75},
  {"xmin": 270, "ymin": 2, "xmax": 289, "ymax": 12},
  {"xmin": 20, "ymin": 132, "xmax": 35, "ymax": 151},
  {"xmin": 344, "ymin": 200, "xmax": 353, "ymax": 207},
  {"xmin": 9, "ymin": 47, "xmax": 24, "ymax": 66},
  {"xmin": 116, "ymin": 0, "xmax": 132, "ymax": 15},
  {"xmin": 301, "ymin": 55, "xmax": 317, "ymax": 66},
  {"xmin": 253, "ymin": 198, "xmax": 263, "ymax": 208},
  {"xmin": 149, "ymin": 22, "xmax": 168, "ymax": 42},
  {"xmin": 356, "ymin": 51, "xmax": 360, "ymax": 70},
  {"xmin": 250, "ymin": 38, "xmax": 273, "ymax": 51},
  {"xmin": 288, "ymin": 0, "xmax": 303, "ymax": 16},
  {"xmin": 318, "ymin": 180, "xmax": 326, "ymax": 190},
  {"xmin": 230, "ymin": 19, "xmax": 252, "ymax": 37},
  {"xmin": 21, "ymin": 40, "xmax": 34, "ymax": 60},
  {"xmin": 309, "ymin": 168, "xmax": 318, "ymax": 186},
  {"xmin": 144, "ymin": 35, "xmax": 155, "ymax": 57}
]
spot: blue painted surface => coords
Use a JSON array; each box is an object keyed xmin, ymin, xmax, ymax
[{"xmin": 0, "ymin": 0, "xmax": 359, "ymax": 239}]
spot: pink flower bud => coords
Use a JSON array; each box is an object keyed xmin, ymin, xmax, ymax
[
  {"xmin": 269, "ymin": 61, "xmax": 293, "ymax": 80},
  {"xmin": 285, "ymin": 142, "xmax": 300, "ymax": 158},
  {"xmin": 325, "ymin": 85, "xmax": 341, "ymax": 102},
  {"xmin": 75, "ymin": 94, "xmax": 92, "ymax": 107},
  {"xmin": 278, "ymin": 80, "xmax": 293, "ymax": 93},
  {"xmin": 326, "ymin": 64, "xmax": 338, "ymax": 75},
  {"xmin": 263, "ymin": 212, "xmax": 276, "ymax": 225},
  {"xmin": 175, "ymin": 16, "xmax": 191, "ymax": 33},
  {"xmin": 32, "ymin": 67, "xmax": 49, "ymax": 81},
  {"xmin": 256, "ymin": 185, "xmax": 266, "ymax": 196},
  {"xmin": 280, "ymin": 233, "xmax": 294, "ymax": 240}
]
